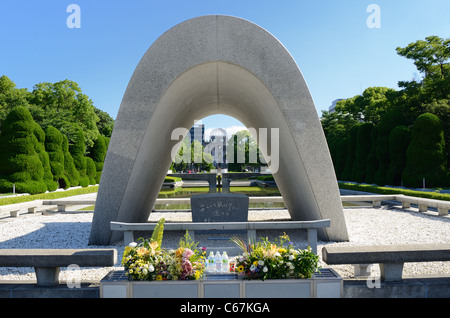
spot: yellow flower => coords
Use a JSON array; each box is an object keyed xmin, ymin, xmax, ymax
[
  {"xmin": 136, "ymin": 247, "xmax": 148, "ymax": 257},
  {"xmin": 279, "ymin": 248, "xmax": 287, "ymax": 254},
  {"xmin": 237, "ymin": 265, "xmax": 245, "ymax": 273},
  {"xmin": 253, "ymin": 261, "xmax": 258, "ymax": 266},
  {"xmin": 156, "ymin": 275, "xmax": 163, "ymax": 281},
  {"xmin": 149, "ymin": 241, "xmax": 159, "ymax": 256}
]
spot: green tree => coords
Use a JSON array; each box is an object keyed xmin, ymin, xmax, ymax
[
  {"xmin": 34, "ymin": 123, "xmax": 57, "ymax": 192},
  {"xmin": 28, "ymin": 79, "xmax": 100, "ymax": 149},
  {"xmin": 365, "ymin": 125, "xmax": 379, "ymax": 184},
  {"xmin": 0, "ymin": 75, "xmax": 31, "ymax": 128},
  {"xmin": 425, "ymin": 99, "xmax": 450, "ymax": 169},
  {"xmin": 402, "ymin": 113, "xmax": 447, "ymax": 188},
  {"xmin": 351, "ymin": 123, "xmax": 374, "ymax": 183},
  {"xmin": 94, "ymin": 107, "xmax": 115, "ymax": 138},
  {"xmin": 396, "ymin": 36, "xmax": 450, "ymax": 98},
  {"xmin": 386, "ymin": 126, "xmax": 411, "ymax": 186},
  {"xmin": 44, "ymin": 126, "xmax": 67, "ymax": 188},
  {"xmin": 89, "ymin": 134, "xmax": 108, "ymax": 183},
  {"xmin": 0, "ymin": 107, "xmax": 47, "ymax": 194},
  {"xmin": 226, "ymin": 130, "xmax": 262, "ymax": 172},
  {"xmin": 69, "ymin": 127, "xmax": 89, "ymax": 187},
  {"xmin": 341, "ymin": 125, "xmax": 359, "ymax": 181},
  {"xmin": 334, "ymin": 137, "xmax": 349, "ymax": 180},
  {"xmin": 62, "ymin": 134, "xmax": 79, "ymax": 188},
  {"xmin": 374, "ymin": 111, "xmax": 408, "ymax": 185},
  {"xmin": 85, "ymin": 157, "xmax": 97, "ymax": 185}
]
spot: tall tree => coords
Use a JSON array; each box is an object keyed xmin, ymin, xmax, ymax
[
  {"xmin": 28, "ymin": 79, "xmax": 100, "ymax": 149},
  {"xmin": 396, "ymin": 36, "xmax": 450, "ymax": 100}
]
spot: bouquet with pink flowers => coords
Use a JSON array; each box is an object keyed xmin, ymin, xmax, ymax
[
  {"xmin": 169, "ymin": 231, "xmax": 206, "ymax": 280},
  {"xmin": 122, "ymin": 218, "xmax": 206, "ymax": 281}
]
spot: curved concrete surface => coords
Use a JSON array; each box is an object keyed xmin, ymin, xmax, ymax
[{"xmin": 89, "ymin": 15, "xmax": 349, "ymax": 245}]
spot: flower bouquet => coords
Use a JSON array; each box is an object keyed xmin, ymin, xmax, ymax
[
  {"xmin": 121, "ymin": 218, "xmax": 206, "ymax": 281},
  {"xmin": 231, "ymin": 233, "xmax": 320, "ymax": 280}
]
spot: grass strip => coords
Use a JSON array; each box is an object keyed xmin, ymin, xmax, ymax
[{"xmin": 0, "ymin": 186, "xmax": 99, "ymax": 206}]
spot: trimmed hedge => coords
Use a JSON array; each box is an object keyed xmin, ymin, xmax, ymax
[
  {"xmin": 352, "ymin": 123, "xmax": 373, "ymax": 183},
  {"xmin": 69, "ymin": 128, "xmax": 89, "ymax": 187},
  {"xmin": 374, "ymin": 111, "xmax": 408, "ymax": 186},
  {"xmin": 386, "ymin": 125, "xmax": 410, "ymax": 186},
  {"xmin": 89, "ymin": 134, "xmax": 107, "ymax": 183},
  {"xmin": 45, "ymin": 126, "xmax": 66, "ymax": 188},
  {"xmin": 402, "ymin": 113, "xmax": 448, "ymax": 188},
  {"xmin": 62, "ymin": 134, "xmax": 79, "ymax": 188},
  {"xmin": 0, "ymin": 107, "xmax": 48, "ymax": 194}
]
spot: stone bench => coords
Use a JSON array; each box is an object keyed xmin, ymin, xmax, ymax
[
  {"xmin": 340, "ymin": 195, "xmax": 397, "ymax": 208},
  {"xmin": 111, "ymin": 220, "xmax": 330, "ymax": 254},
  {"xmin": 0, "ymin": 249, "xmax": 117, "ymax": 286},
  {"xmin": 395, "ymin": 195, "xmax": 450, "ymax": 216},
  {"xmin": 8, "ymin": 206, "xmax": 39, "ymax": 218},
  {"xmin": 42, "ymin": 200, "xmax": 96, "ymax": 212},
  {"xmin": 322, "ymin": 244, "xmax": 450, "ymax": 281},
  {"xmin": 341, "ymin": 194, "xmax": 450, "ymax": 216}
]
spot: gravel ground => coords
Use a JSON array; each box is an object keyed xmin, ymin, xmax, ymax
[{"xmin": 0, "ymin": 206, "xmax": 449, "ymax": 283}]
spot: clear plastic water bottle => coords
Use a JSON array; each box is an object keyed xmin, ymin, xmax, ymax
[
  {"xmin": 214, "ymin": 251, "xmax": 222, "ymax": 272},
  {"xmin": 221, "ymin": 251, "xmax": 229, "ymax": 273},
  {"xmin": 207, "ymin": 252, "xmax": 215, "ymax": 272}
]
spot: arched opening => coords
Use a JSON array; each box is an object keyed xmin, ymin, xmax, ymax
[{"xmin": 89, "ymin": 15, "xmax": 348, "ymax": 245}]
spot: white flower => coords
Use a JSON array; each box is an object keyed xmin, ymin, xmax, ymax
[
  {"xmin": 142, "ymin": 268, "xmax": 148, "ymax": 275},
  {"xmin": 263, "ymin": 266, "xmax": 268, "ymax": 273},
  {"xmin": 289, "ymin": 255, "xmax": 294, "ymax": 261},
  {"xmin": 129, "ymin": 242, "xmax": 137, "ymax": 248},
  {"xmin": 148, "ymin": 265, "xmax": 155, "ymax": 272},
  {"xmin": 250, "ymin": 264, "xmax": 257, "ymax": 271},
  {"xmin": 286, "ymin": 262, "xmax": 292, "ymax": 267},
  {"xmin": 258, "ymin": 260, "xmax": 264, "ymax": 266},
  {"xmin": 274, "ymin": 252, "xmax": 281, "ymax": 258}
]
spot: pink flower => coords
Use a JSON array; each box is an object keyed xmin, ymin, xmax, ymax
[{"xmin": 182, "ymin": 248, "xmax": 194, "ymax": 260}]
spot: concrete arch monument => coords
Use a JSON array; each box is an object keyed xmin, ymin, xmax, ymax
[{"xmin": 89, "ymin": 15, "xmax": 349, "ymax": 245}]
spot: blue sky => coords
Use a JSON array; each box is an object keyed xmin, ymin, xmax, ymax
[{"xmin": 1, "ymin": 1, "xmax": 449, "ymax": 137}]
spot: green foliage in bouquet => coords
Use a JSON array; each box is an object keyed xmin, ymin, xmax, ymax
[
  {"xmin": 231, "ymin": 233, "xmax": 320, "ymax": 280},
  {"xmin": 121, "ymin": 218, "xmax": 206, "ymax": 281}
]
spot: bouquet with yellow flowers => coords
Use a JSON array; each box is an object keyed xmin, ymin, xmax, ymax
[
  {"xmin": 122, "ymin": 218, "xmax": 206, "ymax": 281},
  {"xmin": 167, "ymin": 231, "xmax": 206, "ymax": 280},
  {"xmin": 231, "ymin": 233, "xmax": 320, "ymax": 280}
]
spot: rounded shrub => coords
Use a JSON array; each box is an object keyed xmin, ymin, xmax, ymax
[
  {"xmin": 62, "ymin": 134, "xmax": 79, "ymax": 187},
  {"xmin": 69, "ymin": 128, "xmax": 89, "ymax": 187},
  {"xmin": 85, "ymin": 156, "xmax": 97, "ymax": 185},
  {"xmin": 45, "ymin": 126, "xmax": 66, "ymax": 188},
  {"xmin": 34, "ymin": 123, "xmax": 58, "ymax": 192},
  {"xmin": 0, "ymin": 107, "xmax": 47, "ymax": 194},
  {"xmin": 402, "ymin": 113, "xmax": 447, "ymax": 188},
  {"xmin": 374, "ymin": 111, "xmax": 408, "ymax": 185},
  {"xmin": 89, "ymin": 134, "xmax": 107, "ymax": 183}
]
